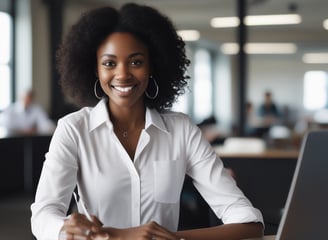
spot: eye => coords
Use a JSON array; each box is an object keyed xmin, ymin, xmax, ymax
[
  {"xmin": 102, "ymin": 60, "xmax": 116, "ymax": 67},
  {"xmin": 130, "ymin": 59, "xmax": 143, "ymax": 67}
]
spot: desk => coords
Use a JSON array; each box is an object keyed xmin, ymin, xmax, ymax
[
  {"xmin": 0, "ymin": 133, "xmax": 52, "ymax": 194},
  {"xmin": 245, "ymin": 236, "xmax": 275, "ymax": 240},
  {"xmin": 217, "ymin": 149, "xmax": 298, "ymax": 235},
  {"xmin": 218, "ymin": 149, "xmax": 299, "ymax": 158}
]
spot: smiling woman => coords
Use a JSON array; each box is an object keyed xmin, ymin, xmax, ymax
[
  {"xmin": 96, "ymin": 32, "xmax": 151, "ymax": 112},
  {"xmin": 31, "ymin": 3, "xmax": 264, "ymax": 240}
]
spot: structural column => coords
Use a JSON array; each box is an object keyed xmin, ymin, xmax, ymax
[{"xmin": 237, "ymin": 0, "xmax": 247, "ymax": 136}]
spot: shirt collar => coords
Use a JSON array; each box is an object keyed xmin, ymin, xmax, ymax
[
  {"xmin": 89, "ymin": 99, "xmax": 111, "ymax": 132},
  {"xmin": 145, "ymin": 108, "xmax": 169, "ymax": 134},
  {"xmin": 89, "ymin": 98, "xmax": 169, "ymax": 133}
]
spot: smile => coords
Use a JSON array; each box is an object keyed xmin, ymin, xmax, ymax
[{"xmin": 112, "ymin": 85, "xmax": 135, "ymax": 93}]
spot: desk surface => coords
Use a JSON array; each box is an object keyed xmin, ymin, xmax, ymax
[
  {"xmin": 245, "ymin": 236, "xmax": 275, "ymax": 240},
  {"xmin": 216, "ymin": 149, "xmax": 299, "ymax": 159}
]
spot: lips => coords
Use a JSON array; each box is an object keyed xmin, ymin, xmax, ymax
[{"xmin": 112, "ymin": 85, "xmax": 135, "ymax": 93}]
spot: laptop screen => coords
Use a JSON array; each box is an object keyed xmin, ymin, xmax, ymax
[{"xmin": 276, "ymin": 130, "xmax": 328, "ymax": 240}]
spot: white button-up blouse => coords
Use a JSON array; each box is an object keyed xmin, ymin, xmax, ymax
[{"xmin": 31, "ymin": 99, "xmax": 263, "ymax": 240}]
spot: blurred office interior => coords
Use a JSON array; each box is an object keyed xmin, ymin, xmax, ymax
[{"xmin": 1, "ymin": 0, "xmax": 328, "ymax": 239}]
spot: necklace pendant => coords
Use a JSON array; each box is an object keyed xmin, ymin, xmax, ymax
[{"xmin": 123, "ymin": 131, "xmax": 128, "ymax": 138}]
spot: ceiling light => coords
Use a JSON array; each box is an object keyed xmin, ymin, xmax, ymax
[
  {"xmin": 245, "ymin": 14, "xmax": 302, "ymax": 26},
  {"xmin": 177, "ymin": 30, "xmax": 200, "ymax": 41},
  {"xmin": 211, "ymin": 14, "xmax": 302, "ymax": 28},
  {"xmin": 302, "ymin": 53, "xmax": 328, "ymax": 64},
  {"xmin": 210, "ymin": 17, "xmax": 240, "ymax": 28},
  {"xmin": 221, "ymin": 43, "xmax": 239, "ymax": 54},
  {"xmin": 323, "ymin": 19, "xmax": 328, "ymax": 30},
  {"xmin": 245, "ymin": 43, "xmax": 297, "ymax": 54},
  {"xmin": 221, "ymin": 43, "xmax": 297, "ymax": 55}
]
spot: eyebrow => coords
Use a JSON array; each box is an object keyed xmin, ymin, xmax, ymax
[{"xmin": 100, "ymin": 52, "xmax": 145, "ymax": 58}]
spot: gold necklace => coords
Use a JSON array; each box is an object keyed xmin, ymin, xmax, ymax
[{"xmin": 113, "ymin": 120, "xmax": 144, "ymax": 139}]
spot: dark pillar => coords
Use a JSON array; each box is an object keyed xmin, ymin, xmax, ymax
[
  {"xmin": 45, "ymin": 0, "xmax": 63, "ymax": 120},
  {"xmin": 237, "ymin": 0, "xmax": 247, "ymax": 136},
  {"xmin": 45, "ymin": 0, "xmax": 77, "ymax": 121}
]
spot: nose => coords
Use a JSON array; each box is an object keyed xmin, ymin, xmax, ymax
[{"xmin": 115, "ymin": 63, "xmax": 131, "ymax": 80}]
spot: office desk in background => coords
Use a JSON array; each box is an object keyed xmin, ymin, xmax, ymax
[
  {"xmin": 218, "ymin": 149, "xmax": 298, "ymax": 212},
  {"xmin": 217, "ymin": 149, "xmax": 298, "ymax": 235},
  {"xmin": 0, "ymin": 131, "xmax": 52, "ymax": 195}
]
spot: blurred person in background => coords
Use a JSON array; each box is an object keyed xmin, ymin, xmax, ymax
[
  {"xmin": 0, "ymin": 89, "xmax": 55, "ymax": 135},
  {"xmin": 258, "ymin": 91, "xmax": 281, "ymax": 127}
]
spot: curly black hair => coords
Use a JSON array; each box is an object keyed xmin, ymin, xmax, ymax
[{"xmin": 57, "ymin": 3, "xmax": 190, "ymax": 111}]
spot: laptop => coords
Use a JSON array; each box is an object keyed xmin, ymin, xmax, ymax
[{"xmin": 274, "ymin": 130, "xmax": 328, "ymax": 240}]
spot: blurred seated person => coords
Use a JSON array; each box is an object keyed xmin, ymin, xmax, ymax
[
  {"xmin": 258, "ymin": 91, "xmax": 281, "ymax": 127},
  {"xmin": 0, "ymin": 90, "xmax": 55, "ymax": 135},
  {"xmin": 246, "ymin": 101, "xmax": 273, "ymax": 138}
]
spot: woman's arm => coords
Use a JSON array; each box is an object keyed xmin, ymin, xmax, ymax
[
  {"xmin": 97, "ymin": 222, "xmax": 263, "ymax": 240},
  {"xmin": 182, "ymin": 117, "xmax": 264, "ymax": 240},
  {"xmin": 176, "ymin": 222, "xmax": 264, "ymax": 240},
  {"xmin": 101, "ymin": 221, "xmax": 180, "ymax": 240}
]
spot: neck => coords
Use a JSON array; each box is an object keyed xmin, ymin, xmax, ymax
[{"xmin": 109, "ymin": 103, "xmax": 146, "ymax": 133}]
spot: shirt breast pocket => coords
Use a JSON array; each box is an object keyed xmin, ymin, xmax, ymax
[{"xmin": 153, "ymin": 160, "xmax": 184, "ymax": 203}]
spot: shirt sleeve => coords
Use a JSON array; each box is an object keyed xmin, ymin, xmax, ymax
[
  {"xmin": 183, "ymin": 116, "xmax": 264, "ymax": 225},
  {"xmin": 31, "ymin": 118, "xmax": 78, "ymax": 240}
]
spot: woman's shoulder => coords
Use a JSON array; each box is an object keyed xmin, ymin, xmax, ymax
[
  {"xmin": 58, "ymin": 106, "xmax": 93, "ymax": 125},
  {"xmin": 159, "ymin": 110, "xmax": 195, "ymax": 127},
  {"xmin": 160, "ymin": 110, "xmax": 189, "ymax": 119}
]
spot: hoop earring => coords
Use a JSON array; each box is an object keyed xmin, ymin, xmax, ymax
[
  {"xmin": 94, "ymin": 79, "xmax": 103, "ymax": 100},
  {"xmin": 145, "ymin": 75, "xmax": 159, "ymax": 99}
]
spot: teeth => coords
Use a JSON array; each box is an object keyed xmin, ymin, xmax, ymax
[{"xmin": 114, "ymin": 86, "xmax": 133, "ymax": 92}]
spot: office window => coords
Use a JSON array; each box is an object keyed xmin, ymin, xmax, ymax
[
  {"xmin": 0, "ymin": 11, "xmax": 12, "ymax": 110},
  {"xmin": 303, "ymin": 71, "xmax": 328, "ymax": 110},
  {"xmin": 193, "ymin": 49, "xmax": 213, "ymax": 122},
  {"xmin": 171, "ymin": 46, "xmax": 215, "ymax": 123},
  {"xmin": 172, "ymin": 45, "xmax": 192, "ymax": 114}
]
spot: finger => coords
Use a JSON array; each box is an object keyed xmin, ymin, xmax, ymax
[
  {"xmin": 66, "ymin": 214, "xmax": 93, "ymax": 230},
  {"xmin": 62, "ymin": 224, "xmax": 92, "ymax": 237},
  {"xmin": 59, "ymin": 231, "xmax": 88, "ymax": 240},
  {"xmin": 91, "ymin": 215, "xmax": 103, "ymax": 226},
  {"xmin": 68, "ymin": 213, "xmax": 93, "ymax": 225},
  {"xmin": 149, "ymin": 224, "xmax": 178, "ymax": 240},
  {"xmin": 65, "ymin": 214, "xmax": 106, "ymax": 237},
  {"xmin": 90, "ymin": 232, "xmax": 111, "ymax": 240},
  {"xmin": 90, "ymin": 216, "xmax": 104, "ymax": 233}
]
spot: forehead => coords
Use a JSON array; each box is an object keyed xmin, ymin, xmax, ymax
[{"xmin": 97, "ymin": 32, "xmax": 148, "ymax": 56}]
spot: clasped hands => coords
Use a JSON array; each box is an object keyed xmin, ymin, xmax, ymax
[
  {"xmin": 59, "ymin": 213, "xmax": 183, "ymax": 240},
  {"xmin": 59, "ymin": 213, "xmax": 109, "ymax": 240}
]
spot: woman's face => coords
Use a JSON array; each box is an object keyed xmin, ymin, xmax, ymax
[{"xmin": 96, "ymin": 32, "xmax": 151, "ymax": 109}]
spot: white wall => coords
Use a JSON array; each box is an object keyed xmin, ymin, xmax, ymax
[
  {"xmin": 248, "ymin": 54, "xmax": 327, "ymax": 120},
  {"xmin": 15, "ymin": 0, "xmax": 50, "ymax": 112},
  {"xmin": 30, "ymin": 0, "xmax": 50, "ymax": 112},
  {"xmin": 248, "ymin": 54, "xmax": 305, "ymax": 111}
]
